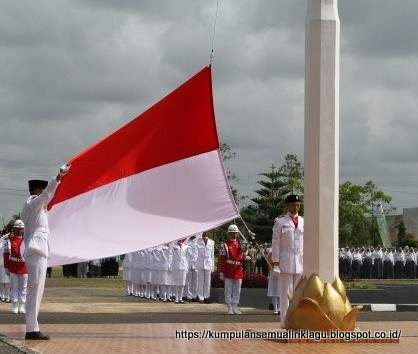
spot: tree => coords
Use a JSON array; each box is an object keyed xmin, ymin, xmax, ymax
[
  {"xmin": 339, "ymin": 181, "xmax": 393, "ymax": 247},
  {"xmin": 278, "ymin": 154, "xmax": 304, "ymax": 196},
  {"xmin": 220, "ymin": 143, "xmax": 246, "ymax": 205},
  {"xmin": 2, "ymin": 214, "xmax": 21, "ymax": 234},
  {"xmin": 240, "ymin": 154, "xmax": 304, "ymax": 242},
  {"xmin": 395, "ymin": 221, "xmax": 418, "ymax": 248}
]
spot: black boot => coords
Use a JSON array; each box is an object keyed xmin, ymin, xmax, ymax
[{"xmin": 25, "ymin": 331, "xmax": 50, "ymax": 340}]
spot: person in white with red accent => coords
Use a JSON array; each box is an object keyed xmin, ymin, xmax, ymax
[
  {"xmin": 3, "ymin": 219, "xmax": 27, "ymax": 314},
  {"xmin": 219, "ymin": 224, "xmax": 245, "ymax": 315},
  {"xmin": 271, "ymin": 194, "xmax": 304, "ymax": 326},
  {"xmin": 21, "ymin": 164, "xmax": 70, "ymax": 340},
  {"xmin": 196, "ymin": 232, "xmax": 215, "ymax": 303}
]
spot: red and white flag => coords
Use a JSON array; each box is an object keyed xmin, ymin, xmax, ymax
[{"xmin": 47, "ymin": 66, "xmax": 239, "ymax": 266}]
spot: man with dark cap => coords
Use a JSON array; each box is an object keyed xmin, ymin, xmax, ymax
[
  {"xmin": 21, "ymin": 165, "xmax": 69, "ymax": 340},
  {"xmin": 271, "ymin": 194, "xmax": 304, "ymax": 327}
]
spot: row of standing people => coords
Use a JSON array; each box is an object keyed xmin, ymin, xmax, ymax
[
  {"xmin": 122, "ymin": 233, "xmax": 215, "ymax": 303},
  {"xmin": 339, "ymin": 246, "xmax": 418, "ymax": 279}
]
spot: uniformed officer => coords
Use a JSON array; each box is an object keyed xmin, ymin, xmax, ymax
[
  {"xmin": 21, "ymin": 164, "xmax": 69, "ymax": 340},
  {"xmin": 383, "ymin": 248, "xmax": 394, "ymax": 279},
  {"xmin": 122, "ymin": 253, "xmax": 134, "ymax": 296},
  {"xmin": 196, "ymin": 232, "xmax": 215, "ymax": 303},
  {"xmin": 394, "ymin": 248, "xmax": 405, "ymax": 279},
  {"xmin": 372, "ymin": 247, "xmax": 383, "ymax": 279},
  {"xmin": 219, "ymin": 224, "xmax": 245, "ymax": 315},
  {"xmin": 3, "ymin": 220, "xmax": 28, "ymax": 314},
  {"xmin": 171, "ymin": 239, "xmax": 189, "ymax": 303},
  {"xmin": 362, "ymin": 248, "xmax": 373, "ymax": 279},
  {"xmin": 351, "ymin": 248, "xmax": 362, "ymax": 279},
  {"xmin": 185, "ymin": 235, "xmax": 198, "ymax": 301},
  {"xmin": 0, "ymin": 234, "xmax": 11, "ymax": 303},
  {"xmin": 271, "ymin": 194, "xmax": 303, "ymax": 325},
  {"xmin": 405, "ymin": 247, "xmax": 417, "ymax": 279}
]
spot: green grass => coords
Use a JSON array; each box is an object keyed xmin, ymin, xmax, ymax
[
  {"xmin": 46, "ymin": 266, "xmax": 124, "ymax": 289},
  {"xmin": 344, "ymin": 278, "xmax": 418, "ymax": 290}
]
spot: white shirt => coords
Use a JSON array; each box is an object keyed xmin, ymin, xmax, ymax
[
  {"xmin": 271, "ymin": 213, "xmax": 304, "ymax": 274},
  {"xmin": 21, "ymin": 178, "xmax": 59, "ymax": 258},
  {"xmin": 186, "ymin": 238, "xmax": 198, "ymax": 270},
  {"xmin": 195, "ymin": 238, "xmax": 215, "ymax": 271},
  {"xmin": 171, "ymin": 243, "xmax": 189, "ymax": 271}
]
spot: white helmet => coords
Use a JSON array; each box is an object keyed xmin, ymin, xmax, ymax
[
  {"xmin": 227, "ymin": 224, "xmax": 239, "ymax": 233},
  {"xmin": 13, "ymin": 219, "xmax": 25, "ymax": 229}
]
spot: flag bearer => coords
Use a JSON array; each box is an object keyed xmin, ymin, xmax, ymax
[{"xmin": 21, "ymin": 164, "xmax": 69, "ymax": 340}]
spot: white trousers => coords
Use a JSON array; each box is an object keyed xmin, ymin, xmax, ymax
[
  {"xmin": 25, "ymin": 254, "xmax": 47, "ymax": 332},
  {"xmin": 224, "ymin": 278, "xmax": 242, "ymax": 305},
  {"xmin": 278, "ymin": 273, "xmax": 302, "ymax": 322},
  {"xmin": 196, "ymin": 269, "xmax": 211, "ymax": 300},
  {"xmin": 10, "ymin": 273, "xmax": 28, "ymax": 303},
  {"xmin": 185, "ymin": 268, "xmax": 197, "ymax": 299}
]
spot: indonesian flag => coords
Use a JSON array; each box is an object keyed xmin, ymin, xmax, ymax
[{"xmin": 47, "ymin": 66, "xmax": 239, "ymax": 266}]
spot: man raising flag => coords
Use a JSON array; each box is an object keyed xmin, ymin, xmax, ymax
[{"xmin": 21, "ymin": 165, "xmax": 70, "ymax": 340}]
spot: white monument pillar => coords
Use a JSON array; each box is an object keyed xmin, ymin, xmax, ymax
[{"xmin": 303, "ymin": 0, "xmax": 340, "ymax": 283}]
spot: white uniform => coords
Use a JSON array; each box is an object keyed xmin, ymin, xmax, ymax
[
  {"xmin": 21, "ymin": 178, "xmax": 59, "ymax": 333},
  {"xmin": 195, "ymin": 237, "xmax": 215, "ymax": 301},
  {"xmin": 185, "ymin": 237, "xmax": 198, "ymax": 300},
  {"xmin": 271, "ymin": 213, "xmax": 303, "ymax": 322},
  {"xmin": 171, "ymin": 243, "xmax": 189, "ymax": 302},
  {"xmin": 0, "ymin": 237, "xmax": 11, "ymax": 301},
  {"xmin": 158, "ymin": 245, "xmax": 173, "ymax": 301},
  {"xmin": 122, "ymin": 253, "xmax": 133, "ymax": 295}
]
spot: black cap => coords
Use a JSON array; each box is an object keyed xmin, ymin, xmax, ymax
[
  {"xmin": 285, "ymin": 194, "xmax": 301, "ymax": 203},
  {"xmin": 28, "ymin": 180, "xmax": 48, "ymax": 194}
]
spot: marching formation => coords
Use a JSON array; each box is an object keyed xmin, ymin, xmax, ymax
[
  {"xmin": 122, "ymin": 232, "xmax": 215, "ymax": 304},
  {"xmin": 339, "ymin": 246, "xmax": 418, "ymax": 279}
]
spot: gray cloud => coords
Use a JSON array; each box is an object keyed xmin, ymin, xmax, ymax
[{"xmin": 1, "ymin": 0, "xmax": 418, "ymax": 221}]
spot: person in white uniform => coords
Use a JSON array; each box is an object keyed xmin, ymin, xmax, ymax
[
  {"xmin": 171, "ymin": 239, "xmax": 189, "ymax": 303},
  {"xmin": 4, "ymin": 220, "xmax": 28, "ymax": 314},
  {"xmin": 271, "ymin": 194, "xmax": 303, "ymax": 326},
  {"xmin": 122, "ymin": 253, "xmax": 133, "ymax": 296},
  {"xmin": 159, "ymin": 243, "xmax": 173, "ymax": 302},
  {"xmin": 266, "ymin": 250, "xmax": 280, "ymax": 314},
  {"xmin": 196, "ymin": 232, "xmax": 215, "ymax": 303},
  {"xmin": 0, "ymin": 235, "xmax": 11, "ymax": 303},
  {"xmin": 185, "ymin": 235, "xmax": 198, "ymax": 301},
  {"xmin": 21, "ymin": 165, "xmax": 69, "ymax": 340}
]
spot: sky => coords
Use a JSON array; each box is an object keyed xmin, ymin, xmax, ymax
[{"xmin": 1, "ymin": 0, "xmax": 418, "ymax": 221}]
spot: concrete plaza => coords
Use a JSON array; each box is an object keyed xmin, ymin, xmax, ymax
[{"xmin": 0, "ymin": 281, "xmax": 417, "ymax": 354}]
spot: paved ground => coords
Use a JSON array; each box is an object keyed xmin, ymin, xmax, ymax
[{"xmin": 0, "ymin": 277, "xmax": 417, "ymax": 353}]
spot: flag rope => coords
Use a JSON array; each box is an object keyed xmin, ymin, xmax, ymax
[{"xmin": 209, "ymin": 0, "xmax": 221, "ymax": 64}]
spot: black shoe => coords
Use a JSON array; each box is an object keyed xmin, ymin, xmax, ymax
[
  {"xmin": 25, "ymin": 331, "xmax": 50, "ymax": 340},
  {"xmin": 204, "ymin": 298, "xmax": 211, "ymax": 304}
]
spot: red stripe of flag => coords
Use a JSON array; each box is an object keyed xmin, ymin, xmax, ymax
[{"xmin": 49, "ymin": 66, "xmax": 219, "ymax": 209}]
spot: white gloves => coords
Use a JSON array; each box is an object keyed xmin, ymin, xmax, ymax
[
  {"xmin": 219, "ymin": 272, "xmax": 224, "ymax": 281},
  {"xmin": 59, "ymin": 164, "xmax": 71, "ymax": 176},
  {"xmin": 273, "ymin": 265, "xmax": 281, "ymax": 275}
]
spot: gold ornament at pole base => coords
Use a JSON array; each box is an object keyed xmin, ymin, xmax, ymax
[{"xmin": 285, "ymin": 274, "xmax": 362, "ymax": 331}]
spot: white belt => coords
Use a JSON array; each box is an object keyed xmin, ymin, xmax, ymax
[
  {"xmin": 225, "ymin": 259, "xmax": 241, "ymax": 266},
  {"xmin": 9, "ymin": 256, "xmax": 25, "ymax": 262}
]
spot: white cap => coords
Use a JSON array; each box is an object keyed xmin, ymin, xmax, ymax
[
  {"xmin": 227, "ymin": 224, "xmax": 239, "ymax": 233},
  {"xmin": 13, "ymin": 219, "xmax": 25, "ymax": 229}
]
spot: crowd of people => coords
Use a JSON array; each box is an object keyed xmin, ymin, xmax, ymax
[
  {"xmin": 339, "ymin": 246, "xmax": 418, "ymax": 279},
  {"xmin": 122, "ymin": 232, "xmax": 215, "ymax": 304}
]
